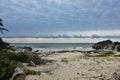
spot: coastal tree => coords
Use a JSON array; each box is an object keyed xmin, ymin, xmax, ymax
[
  {"xmin": 0, "ymin": 18, "xmax": 8, "ymax": 33},
  {"xmin": 0, "ymin": 18, "xmax": 9, "ymax": 50}
]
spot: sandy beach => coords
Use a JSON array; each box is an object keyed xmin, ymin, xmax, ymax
[{"xmin": 25, "ymin": 52, "xmax": 120, "ymax": 80}]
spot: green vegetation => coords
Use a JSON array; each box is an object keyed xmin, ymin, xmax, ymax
[
  {"xmin": 0, "ymin": 49, "xmax": 53, "ymax": 64},
  {"xmin": 25, "ymin": 69, "xmax": 41, "ymax": 75},
  {"xmin": 113, "ymin": 42, "xmax": 120, "ymax": 52},
  {"xmin": 0, "ymin": 50, "xmax": 23, "ymax": 80},
  {"xmin": 114, "ymin": 54, "xmax": 120, "ymax": 57},
  {"xmin": 85, "ymin": 51, "xmax": 120, "ymax": 58},
  {"xmin": 86, "ymin": 52, "xmax": 115, "ymax": 57},
  {"xmin": 0, "ymin": 18, "xmax": 16, "ymax": 80},
  {"xmin": 61, "ymin": 58, "xmax": 68, "ymax": 63},
  {"xmin": 0, "ymin": 49, "xmax": 54, "ymax": 79},
  {"xmin": 0, "ymin": 18, "xmax": 50, "ymax": 79}
]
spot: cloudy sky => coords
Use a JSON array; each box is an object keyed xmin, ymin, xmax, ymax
[{"xmin": 0, "ymin": 0, "xmax": 120, "ymax": 43}]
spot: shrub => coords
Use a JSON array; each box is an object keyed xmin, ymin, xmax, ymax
[
  {"xmin": 0, "ymin": 58, "xmax": 23, "ymax": 80},
  {"xmin": 61, "ymin": 58, "xmax": 68, "ymax": 63},
  {"xmin": 0, "ymin": 49, "xmax": 53, "ymax": 79},
  {"xmin": 25, "ymin": 69, "xmax": 41, "ymax": 75},
  {"xmin": 87, "ymin": 52, "xmax": 115, "ymax": 57}
]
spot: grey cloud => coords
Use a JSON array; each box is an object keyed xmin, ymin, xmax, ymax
[
  {"xmin": 0, "ymin": 0, "xmax": 120, "ymax": 36},
  {"xmin": 1, "ymin": 0, "xmax": 120, "ymax": 17},
  {"xmin": 2, "ymin": 34, "xmax": 120, "ymax": 39}
]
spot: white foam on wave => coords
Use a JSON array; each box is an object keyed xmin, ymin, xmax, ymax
[{"xmin": 32, "ymin": 46, "xmax": 94, "ymax": 53}]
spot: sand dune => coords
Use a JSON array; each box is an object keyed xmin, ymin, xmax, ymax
[{"xmin": 26, "ymin": 52, "xmax": 120, "ymax": 80}]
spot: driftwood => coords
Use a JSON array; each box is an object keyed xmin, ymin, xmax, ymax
[{"xmin": 10, "ymin": 67, "xmax": 26, "ymax": 80}]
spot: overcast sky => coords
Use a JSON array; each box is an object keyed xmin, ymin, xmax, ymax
[{"xmin": 0, "ymin": 0, "xmax": 120, "ymax": 42}]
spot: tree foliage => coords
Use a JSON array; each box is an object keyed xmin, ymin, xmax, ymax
[
  {"xmin": 0, "ymin": 18, "xmax": 9, "ymax": 50},
  {"xmin": 0, "ymin": 18, "xmax": 8, "ymax": 33}
]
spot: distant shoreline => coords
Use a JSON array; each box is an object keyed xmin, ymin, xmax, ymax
[{"xmin": 3, "ymin": 37, "xmax": 119, "ymax": 43}]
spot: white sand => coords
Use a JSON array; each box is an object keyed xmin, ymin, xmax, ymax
[{"xmin": 25, "ymin": 52, "xmax": 120, "ymax": 80}]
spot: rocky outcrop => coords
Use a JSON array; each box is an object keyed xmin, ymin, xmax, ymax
[
  {"xmin": 92, "ymin": 40, "xmax": 120, "ymax": 52},
  {"xmin": 11, "ymin": 46, "xmax": 32, "ymax": 52},
  {"xmin": 92, "ymin": 40, "xmax": 112, "ymax": 50}
]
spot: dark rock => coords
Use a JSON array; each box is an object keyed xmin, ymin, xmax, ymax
[
  {"xmin": 11, "ymin": 46, "xmax": 32, "ymax": 52},
  {"xmin": 10, "ymin": 46, "xmax": 16, "ymax": 51},
  {"xmin": 93, "ymin": 40, "xmax": 120, "ymax": 52},
  {"xmin": 29, "ymin": 61, "xmax": 36, "ymax": 67},
  {"xmin": 92, "ymin": 40, "xmax": 112, "ymax": 50},
  {"xmin": 23, "ymin": 47, "xmax": 32, "ymax": 51}
]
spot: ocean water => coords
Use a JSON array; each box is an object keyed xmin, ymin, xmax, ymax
[{"xmin": 10, "ymin": 43, "xmax": 94, "ymax": 52}]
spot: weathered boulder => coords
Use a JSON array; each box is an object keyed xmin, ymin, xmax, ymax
[
  {"xmin": 29, "ymin": 61, "xmax": 36, "ymax": 67},
  {"xmin": 92, "ymin": 40, "xmax": 112, "ymax": 50}
]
